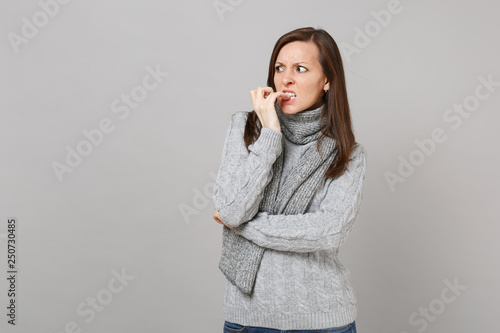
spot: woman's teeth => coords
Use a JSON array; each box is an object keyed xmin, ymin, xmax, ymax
[{"xmin": 284, "ymin": 92, "xmax": 296, "ymax": 99}]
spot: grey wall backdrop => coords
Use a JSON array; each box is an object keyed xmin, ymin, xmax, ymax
[{"xmin": 1, "ymin": 0, "xmax": 498, "ymax": 332}]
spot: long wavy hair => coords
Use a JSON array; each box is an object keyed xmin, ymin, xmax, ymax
[{"xmin": 243, "ymin": 27, "xmax": 357, "ymax": 180}]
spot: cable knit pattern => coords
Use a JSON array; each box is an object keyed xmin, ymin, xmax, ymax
[
  {"xmin": 213, "ymin": 111, "xmax": 367, "ymax": 330},
  {"xmin": 213, "ymin": 113, "xmax": 283, "ymax": 228}
]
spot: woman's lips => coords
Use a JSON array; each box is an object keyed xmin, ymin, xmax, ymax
[{"xmin": 282, "ymin": 91, "xmax": 297, "ymax": 103}]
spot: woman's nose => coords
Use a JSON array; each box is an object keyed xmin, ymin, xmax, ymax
[{"xmin": 282, "ymin": 72, "xmax": 294, "ymax": 85}]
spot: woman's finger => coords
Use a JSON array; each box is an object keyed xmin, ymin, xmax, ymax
[
  {"xmin": 213, "ymin": 208, "xmax": 235, "ymax": 230},
  {"xmin": 249, "ymin": 87, "xmax": 282, "ymax": 131},
  {"xmin": 273, "ymin": 91, "xmax": 290, "ymax": 100},
  {"xmin": 213, "ymin": 208, "xmax": 223, "ymax": 224}
]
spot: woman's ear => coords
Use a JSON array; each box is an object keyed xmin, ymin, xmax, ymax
[{"xmin": 324, "ymin": 80, "xmax": 330, "ymax": 91}]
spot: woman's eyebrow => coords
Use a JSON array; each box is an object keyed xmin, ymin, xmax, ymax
[{"xmin": 275, "ymin": 61, "xmax": 310, "ymax": 65}]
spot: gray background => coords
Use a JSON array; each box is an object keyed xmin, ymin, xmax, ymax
[{"xmin": 1, "ymin": 0, "xmax": 498, "ymax": 332}]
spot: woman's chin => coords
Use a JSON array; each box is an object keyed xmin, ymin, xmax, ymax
[{"xmin": 279, "ymin": 103, "xmax": 300, "ymax": 115}]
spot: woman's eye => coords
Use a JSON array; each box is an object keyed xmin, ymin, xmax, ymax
[
  {"xmin": 275, "ymin": 66, "xmax": 283, "ymax": 72},
  {"xmin": 297, "ymin": 66, "xmax": 307, "ymax": 72}
]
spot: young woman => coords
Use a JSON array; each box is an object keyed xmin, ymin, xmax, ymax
[{"xmin": 213, "ymin": 27, "xmax": 366, "ymax": 333}]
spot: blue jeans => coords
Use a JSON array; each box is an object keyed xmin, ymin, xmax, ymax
[{"xmin": 223, "ymin": 321, "xmax": 356, "ymax": 333}]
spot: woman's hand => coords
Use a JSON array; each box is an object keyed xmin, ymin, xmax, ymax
[
  {"xmin": 249, "ymin": 87, "xmax": 288, "ymax": 132},
  {"xmin": 213, "ymin": 207, "xmax": 235, "ymax": 231}
]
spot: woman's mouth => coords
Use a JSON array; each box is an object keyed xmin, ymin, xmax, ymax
[{"xmin": 282, "ymin": 91, "xmax": 297, "ymax": 103}]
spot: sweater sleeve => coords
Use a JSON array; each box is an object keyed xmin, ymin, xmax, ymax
[
  {"xmin": 233, "ymin": 144, "xmax": 367, "ymax": 253},
  {"xmin": 212, "ymin": 111, "xmax": 283, "ymax": 228}
]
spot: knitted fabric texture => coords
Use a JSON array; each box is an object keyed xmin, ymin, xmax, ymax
[
  {"xmin": 213, "ymin": 104, "xmax": 366, "ymax": 329},
  {"xmin": 218, "ymin": 100, "xmax": 336, "ymax": 295}
]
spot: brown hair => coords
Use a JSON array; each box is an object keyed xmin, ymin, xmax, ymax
[{"xmin": 243, "ymin": 27, "xmax": 357, "ymax": 180}]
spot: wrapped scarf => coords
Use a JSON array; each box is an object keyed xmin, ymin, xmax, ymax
[{"xmin": 219, "ymin": 100, "xmax": 337, "ymax": 295}]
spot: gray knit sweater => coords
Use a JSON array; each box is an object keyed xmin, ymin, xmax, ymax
[{"xmin": 213, "ymin": 111, "xmax": 367, "ymax": 330}]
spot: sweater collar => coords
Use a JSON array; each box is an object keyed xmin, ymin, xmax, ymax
[{"xmin": 274, "ymin": 100, "xmax": 327, "ymax": 145}]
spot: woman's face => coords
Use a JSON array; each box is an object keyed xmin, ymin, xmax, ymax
[{"xmin": 274, "ymin": 41, "xmax": 330, "ymax": 114}]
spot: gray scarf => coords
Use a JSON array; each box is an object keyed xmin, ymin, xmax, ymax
[{"xmin": 218, "ymin": 100, "xmax": 337, "ymax": 295}]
